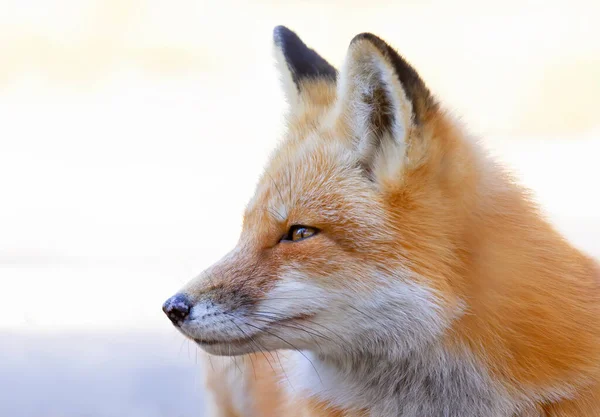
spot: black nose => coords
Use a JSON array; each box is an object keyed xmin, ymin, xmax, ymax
[{"xmin": 162, "ymin": 294, "xmax": 192, "ymax": 325}]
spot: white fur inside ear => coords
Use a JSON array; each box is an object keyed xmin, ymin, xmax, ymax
[
  {"xmin": 273, "ymin": 45, "xmax": 300, "ymax": 111},
  {"xmin": 336, "ymin": 45, "xmax": 413, "ymax": 175},
  {"xmin": 373, "ymin": 55, "xmax": 412, "ymax": 143}
]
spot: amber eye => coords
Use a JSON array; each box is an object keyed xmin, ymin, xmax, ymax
[{"xmin": 282, "ymin": 225, "xmax": 319, "ymax": 242}]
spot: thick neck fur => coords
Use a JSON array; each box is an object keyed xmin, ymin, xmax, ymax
[{"xmin": 291, "ymin": 341, "xmax": 520, "ymax": 417}]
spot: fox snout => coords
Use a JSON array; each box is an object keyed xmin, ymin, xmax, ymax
[
  {"xmin": 161, "ymin": 281, "xmax": 260, "ymax": 352},
  {"xmin": 160, "ymin": 248, "xmax": 285, "ymax": 355},
  {"xmin": 162, "ymin": 279, "xmax": 258, "ymax": 327}
]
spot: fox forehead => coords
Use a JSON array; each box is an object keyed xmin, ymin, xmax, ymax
[{"xmin": 243, "ymin": 128, "xmax": 386, "ymax": 240}]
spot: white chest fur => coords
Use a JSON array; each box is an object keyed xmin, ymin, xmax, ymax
[{"xmin": 287, "ymin": 345, "xmax": 521, "ymax": 417}]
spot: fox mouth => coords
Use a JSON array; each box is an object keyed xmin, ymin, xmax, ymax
[
  {"xmin": 194, "ymin": 336, "xmax": 253, "ymax": 346},
  {"xmin": 191, "ymin": 313, "xmax": 315, "ymax": 347}
]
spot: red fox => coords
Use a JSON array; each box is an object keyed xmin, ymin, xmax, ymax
[{"xmin": 163, "ymin": 26, "xmax": 600, "ymax": 416}]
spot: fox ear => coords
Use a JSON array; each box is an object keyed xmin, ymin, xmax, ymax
[
  {"xmin": 273, "ymin": 26, "xmax": 337, "ymax": 111},
  {"xmin": 337, "ymin": 33, "xmax": 436, "ymax": 178}
]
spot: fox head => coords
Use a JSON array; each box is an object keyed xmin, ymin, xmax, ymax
[{"xmin": 163, "ymin": 26, "xmax": 478, "ymax": 358}]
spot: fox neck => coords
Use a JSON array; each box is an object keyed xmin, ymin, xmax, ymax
[
  {"xmin": 290, "ymin": 341, "xmax": 518, "ymax": 417},
  {"xmin": 450, "ymin": 146, "xmax": 600, "ymax": 399}
]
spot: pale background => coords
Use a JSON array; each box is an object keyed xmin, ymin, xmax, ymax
[{"xmin": 1, "ymin": 0, "xmax": 599, "ymax": 416}]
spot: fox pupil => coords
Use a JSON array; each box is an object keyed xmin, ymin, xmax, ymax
[
  {"xmin": 283, "ymin": 225, "xmax": 317, "ymax": 242},
  {"xmin": 294, "ymin": 227, "xmax": 307, "ymax": 240}
]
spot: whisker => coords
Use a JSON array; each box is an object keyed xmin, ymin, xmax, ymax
[
  {"xmin": 249, "ymin": 317, "xmax": 328, "ymax": 354},
  {"xmin": 208, "ymin": 353, "xmax": 215, "ymax": 372},
  {"xmin": 226, "ymin": 317, "xmax": 264, "ymax": 380},
  {"xmin": 249, "ymin": 314, "xmax": 336, "ymax": 345},
  {"xmin": 226, "ymin": 315, "xmax": 277, "ymax": 376},
  {"xmin": 275, "ymin": 350, "xmax": 295, "ymax": 392},
  {"xmin": 265, "ymin": 171, "xmax": 287, "ymax": 218},
  {"xmin": 240, "ymin": 320, "xmax": 323, "ymax": 384},
  {"xmin": 233, "ymin": 354, "xmax": 243, "ymax": 376},
  {"xmin": 178, "ymin": 337, "xmax": 187, "ymax": 357},
  {"xmin": 250, "ymin": 309, "xmax": 347, "ymax": 345},
  {"xmin": 227, "ymin": 343, "xmax": 244, "ymax": 376},
  {"xmin": 238, "ymin": 260, "xmax": 263, "ymax": 296}
]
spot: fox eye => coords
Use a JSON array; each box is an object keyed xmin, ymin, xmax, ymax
[{"xmin": 282, "ymin": 225, "xmax": 319, "ymax": 242}]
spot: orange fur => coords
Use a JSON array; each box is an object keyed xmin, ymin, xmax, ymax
[{"xmin": 172, "ymin": 28, "xmax": 600, "ymax": 416}]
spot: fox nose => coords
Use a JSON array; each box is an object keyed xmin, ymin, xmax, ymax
[{"xmin": 162, "ymin": 294, "xmax": 192, "ymax": 325}]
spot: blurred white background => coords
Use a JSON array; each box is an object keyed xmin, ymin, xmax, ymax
[{"xmin": 1, "ymin": 0, "xmax": 599, "ymax": 416}]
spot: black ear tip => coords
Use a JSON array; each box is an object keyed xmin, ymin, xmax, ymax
[
  {"xmin": 273, "ymin": 25, "xmax": 302, "ymax": 48},
  {"xmin": 273, "ymin": 25, "xmax": 288, "ymax": 44},
  {"xmin": 273, "ymin": 25, "xmax": 337, "ymax": 88},
  {"xmin": 350, "ymin": 32, "xmax": 390, "ymax": 54},
  {"xmin": 350, "ymin": 32, "xmax": 435, "ymax": 123},
  {"xmin": 273, "ymin": 25, "xmax": 290, "ymax": 36},
  {"xmin": 351, "ymin": 32, "xmax": 380, "ymax": 44}
]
